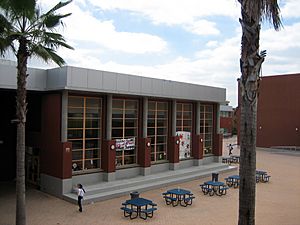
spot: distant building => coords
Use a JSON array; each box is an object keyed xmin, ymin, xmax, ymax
[
  {"xmin": 220, "ymin": 103, "xmax": 234, "ymax": 137},
  {"xmin": 237, "ymin": 73, "xmax": 300, "ymax": 148}
]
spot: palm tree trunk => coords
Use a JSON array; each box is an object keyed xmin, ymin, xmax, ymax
[
  {"xmin": 239, "ymin": 99, "xmax": 257, "ymax": 225},
  {"xmin": 238, "ymin": 3, "xmax": 264, "ymax": 225},
  {"xmin": 16, "ymin": 39, "xmax": 28, "ymax": 225}
]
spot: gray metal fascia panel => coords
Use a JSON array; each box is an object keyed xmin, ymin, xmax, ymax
[
  {"xmin": 87, "ymin": 69, "xmax": 103, "ymax": 89},
  {"xmin": 29, "ymin": 65, "xmax": 226, "ymax": 103},
  {"xmin": 162, "ymin": 79, "xmax": 174, "ymax": 97},
  {"xmin": 46, "ymin": 66, "xmax": 68, "ymax": 90},
  {"xmin": 141, "ymin": 77, "xmax": 153, "ymax": 95},
  {"xmin": 128, "ymin": 75, "xmax": 142, "ymax": 94},
  {"xmin": 154, "ymin": 78, "xmax": 165, "ymax": 96},
  {"xmin": 0, "ymin": 64, "xmax": 46, "ymax": 91},
  {"xmin": 27, "ymin": 68, "xmax": 47, "ymax": 90},
  {"xmin": 102, "ymin": 71, "xmax": 117, "ymax": 92},
  {"xmin": 0, "ymin": 64, "xmax": 17, "ymax": 89},
  {"xmin": 63, "ymin": 66, "xmax": 226, "ymax": 103},
  {"xmin": 69, "ymin": 67, "xmax": 88, "ymax": 88},
  {"xmin": 116, "ymin": 73, "xmax": 130, "ymax": 92}
]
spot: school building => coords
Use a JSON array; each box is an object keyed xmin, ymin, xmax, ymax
[
  {"xmin": 220, "ymin": 103, "xmax": 234, "ymax": 137},
  {"xmin": 237, "ymin": 73, "xmax": 300, "ymax": 148},
  {"xmin": 0, "ymin": 59, "xmax": 230, "ymax": 200}
]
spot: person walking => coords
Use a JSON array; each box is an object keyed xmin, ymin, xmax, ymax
[
  {"xmin": 228, "ymin": 144, "xmax": 233, "ymax": 155},
  {"xmin": 77, "ymin": 184, "xmax": 86, "ymax": 212}
]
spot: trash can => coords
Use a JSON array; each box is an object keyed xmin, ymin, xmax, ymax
[
  {"xmin": 130, "ymin": 191, "xmax": 140, "ymax": 199},
  {"xmin": 212, "ymin": 172, "xmax": 219, "ymax": 182}
]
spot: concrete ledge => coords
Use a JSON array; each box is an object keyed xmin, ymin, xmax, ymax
[
  {"xmin": 63, "ymin": 163, "xmax": 237, "ymax": 204},
  {"xmin": 140, "ymin": 167, "xmax": 151, "ymax": 176},
  {"xmin": 103, "ymin": 172, "xmax": 115, "ymax": 182},
  {"xmin": 169, "ymin": 163, "xmax": 180, "ymax": 170}
]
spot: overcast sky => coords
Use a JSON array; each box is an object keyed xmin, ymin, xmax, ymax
[{"xmin": 31, "ymin": 0, "xmax": 300, "ymax": 107}]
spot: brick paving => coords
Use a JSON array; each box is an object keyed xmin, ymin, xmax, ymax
[{"xmin": 1, "ymin": 143, "xmax": 300, "ymax": 225}]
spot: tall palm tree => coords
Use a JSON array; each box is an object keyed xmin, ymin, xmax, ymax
[
  {"xmin": 238, "ymin": 0, "xmax": 281, "ymax": 225},
  {"xmin": 0, "ymin": 1, "xmax": 73, "ymax": 224}
]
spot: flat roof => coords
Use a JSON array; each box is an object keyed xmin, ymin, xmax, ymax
[{"xmin": 0, "ymin": 61, "xmax": 226, "ymax": 103}]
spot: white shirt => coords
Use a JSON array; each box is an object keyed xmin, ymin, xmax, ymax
[{"xmin": 78, "ymin": 188, "xmax": 84, "ymax": 197}]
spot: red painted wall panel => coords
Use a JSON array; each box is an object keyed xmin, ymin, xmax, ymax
[
  {"xmin": 257, "ymin": 74, "xmax": 300, "ymax": 147},
  {"xmin": 220, "ymin": 117, "xmax": 233, "ymax": 134},
  {"xmin": 40, "ymin": 94, "xmax": 68, "ymax": 179},
  {"xmin": 238, "ymin": 74, "xmax": 300, "ymax": 147}
]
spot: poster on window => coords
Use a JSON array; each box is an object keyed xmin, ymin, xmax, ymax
[
  {"xmin": 116, "ymin": 138, "xmax": 135, "ymax": 151},
  {"xmin": 176, "ymin": 131, "xmax": 191, "ymax": 159}
]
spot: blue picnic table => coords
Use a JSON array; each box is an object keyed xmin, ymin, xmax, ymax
[
  {"xmin": 120, "ymin": 197, "xmax": 157, "ymax": 220},
  {"xmin": 225, "ymin": 175, "xmax": 240, "ymax": 188},
  {"xmin": 256, "ymin": 170, "xmax": 271, "ymax": 183},
  {"xmin": 163, "ymin": 188, "xmax": 195, "ymax": 207},
  {"xmin": 200, "ymin": 181, "xmax": 228, "ymax": 196}
]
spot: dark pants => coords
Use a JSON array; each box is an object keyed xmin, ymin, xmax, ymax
[{"xmin": 78, "ymin": 196, "xmax": 83, "ymax": 212}]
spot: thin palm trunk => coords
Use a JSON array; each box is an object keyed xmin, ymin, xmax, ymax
[
  {"xmin": 239, "ymin": 102, "xmax": 257, "ymax": 225},
  {"xmin": 238, "ymin": 0, "xmax": 281, "ymax": 223},
  {"xmin": 16, "ymin": 39, "xmax": 28, "ymax": 225},
  {"xmin": 238, "ymin": 3, "xmax": 262, "ymax": 225}
]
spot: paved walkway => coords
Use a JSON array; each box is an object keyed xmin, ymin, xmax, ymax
[{"xmin": 1, "ymin": 148, "xmax": 300, "ymax": 225}]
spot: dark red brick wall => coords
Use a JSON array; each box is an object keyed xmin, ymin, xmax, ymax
[
  {"xmin": 220, "ymin": 117, "xmax": 233, "ymax": 134},
  {"xmin": 256, "ymin": 74, "xmax": 300, "ymax": 147},
  {"xmin": 237, "ymin": 74, "xmax": 300, "ymax": 147}
]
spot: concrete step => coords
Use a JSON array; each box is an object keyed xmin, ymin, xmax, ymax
[
  {"xmin": 63, "ymin": 163, "xmax": 236, "ymax": 204},
  {"xmin": 81, "ymin": 163, "xmax": 228, "ymax": 195}
]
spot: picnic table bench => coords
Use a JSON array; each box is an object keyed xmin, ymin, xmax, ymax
[
  {"xmin": 163, "ymin": 189, "xmax": 195, "ymax": 207},
  {"xmin": 120, "ymin": 197, "xmax": 157, "ymax": 220},
  {"xmin": 256, "ymin": 170, "xmax": 271, "ymax": 183},
  {"xmin": 225, "ymin": 175, "xmax": 240, "ymax": 188},
  {"xmin": 200, "ymin": 181, "xmax": 229, "ymax": 196}
]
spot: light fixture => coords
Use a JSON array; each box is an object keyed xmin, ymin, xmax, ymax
[
  {"xmin": 146, "ymin": 142, "xmax": 151, "ymax": 147},
  {"xmin": 176, "ymin": 140, "xmax": 180, "ymax": 145},
  {"xmin": 110, "ymin": 144, "xmax": 115, "ymax": 150}
]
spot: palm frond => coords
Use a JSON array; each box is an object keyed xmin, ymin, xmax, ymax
[
  {"xmin": 262, "ymin": 0, "xmax": 282, "ymax": 30},
  {"xmin": 0, "ymin": 0, "xmax": 73, "ymax": 65},
  {"xmin": 0, "ymin": 37, "xmax": 12, "ymax": 55},
  {"xmin": 0, "ymin": 13, "xmax": 12, "ymax": 33},
  {"xmin": 0, "ymin": 0, "xmax": 36, "ymax": 20},
  {"xmin": 242, "ymin": 0, "xmax": 282, "ymax": 30},
  {"xmin": 27, "ymin": 30, "xmax": 74, "ymax": 52},
  {"xmin": 43, "ymin": 32, "xmax": 74, "ymax": 49},
  {"xmin": 44, "ymin": 0, "xmax": 72, "ymax": 17},
  {"xmin": 0, "ymin": 16, "xmax": 19, "ymax": 56},
  {"xmin": 46, "ymin": 49, "xmax": 66, "ymax": 66},
  {"xmin": 30, "ymin": 43, "xmax": 66, "ymax": 66},
  {"xmin": 44, "ymin": 13, "xmax": 72, "ymax": 28}
]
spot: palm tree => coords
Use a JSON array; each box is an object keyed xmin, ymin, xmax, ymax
[
  {"xmin": 238, "ymin": 0, "xmax": 281, "ymax": 225},
  {"xmin": 0, "ymin": 1, "xmax": 73, "ymax": 224}
]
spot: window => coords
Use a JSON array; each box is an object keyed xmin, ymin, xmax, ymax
[
  {"xmin": 220, "ymin": 111, "xmax": 232, "ymax": 118},
  {"xmin": 112, "ymin": 99, "xmax": 138, "ymax": 167},
  {"xmin": 176, "ymin": 103, "xmax": 193, "ymax": 159},
  {"xmin": 68, "ymin": 96, "xmax": 102, "ymax": 173},
  {"xmin": 148, "ymin": 101, "xmax": 168, "ymax": 162},
  {"xmin": 200, "ymin": 104, "xmax": 213, "ymax": 155}
]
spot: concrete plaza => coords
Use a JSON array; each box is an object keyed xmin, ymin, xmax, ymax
[{"xmin": 1, "ymin": 144, "xmax": 300, "ymax": 225}]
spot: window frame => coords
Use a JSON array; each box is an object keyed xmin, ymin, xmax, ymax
[{"xmin": 68, "ymin": 96, "xmax": 102, "ymax": 173}]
